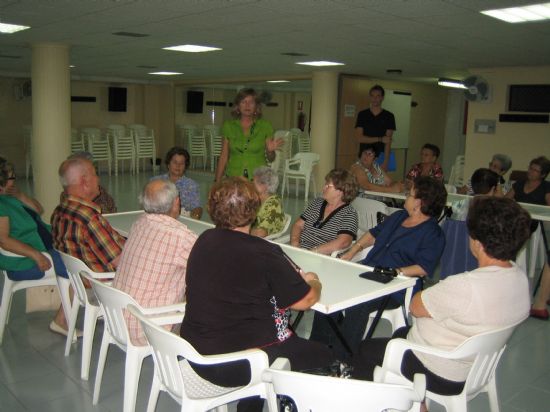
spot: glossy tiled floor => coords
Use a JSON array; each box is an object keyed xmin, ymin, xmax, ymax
[{"xmin": 2, "ymin": 169, "xmax": 550, "ymax": 412}]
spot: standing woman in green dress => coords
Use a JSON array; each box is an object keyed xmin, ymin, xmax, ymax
[{"xmin": 215, "ymin": 88, "xmax": 284, "ymax": 181}]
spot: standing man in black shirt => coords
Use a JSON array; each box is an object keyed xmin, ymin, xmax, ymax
[{"xmin": 354, "ymin": 85, "xmax": 396, "ymax": 171}]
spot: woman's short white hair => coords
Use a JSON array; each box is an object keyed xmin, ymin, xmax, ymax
[
  {"xmin": 253, "ymin": 166, "xmax": 279, "ymax": 194},
  {"xmin": 140, "ymin": 179, "xmax": 179, "ymax": 214}
]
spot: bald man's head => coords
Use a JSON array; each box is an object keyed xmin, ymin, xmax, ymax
[
  {"xmin": 140, "ymin": 179, "xmax": 180, "ymax": 218},
  {"xmin": 59, "ymin": 158, "xmax": 100, "ymax": 200}
]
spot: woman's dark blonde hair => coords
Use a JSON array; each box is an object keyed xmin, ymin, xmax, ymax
[
  {"xmin": 231, "ymin": 88, "xmax": 263, "ymax": 119},
  {"xmin": 208, "ymin": 177, "xmax": 261, "ymax": 229},
  {"xmin": 326, "ymin": 168, "xmax": 358, "ymax": 204}
]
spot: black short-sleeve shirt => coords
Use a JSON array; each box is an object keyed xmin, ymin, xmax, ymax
[
  {"xmin": 355, "ymin": 108, "xmax": 396, "ymax": 154},
  {"xmin": 180, "ymin": 228, "xmax": 310, "ymax": 355}
]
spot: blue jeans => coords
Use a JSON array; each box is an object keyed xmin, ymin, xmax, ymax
[{"xmin": 6, "ymin": 249, "xmax": 68, "ymax": 281}]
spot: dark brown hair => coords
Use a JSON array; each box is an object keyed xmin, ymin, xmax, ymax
[{"xmin": 413, "ymin": 176, "xmax": 447, "ymax": 218}]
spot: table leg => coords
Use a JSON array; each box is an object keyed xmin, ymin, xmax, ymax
[
  {"xmin": 364, "ymin": 295, "xmax": 391, "ymax": 339},
  {"xmin": 326, "ymin": 314, "xmax": 354, "ymax": 356}
]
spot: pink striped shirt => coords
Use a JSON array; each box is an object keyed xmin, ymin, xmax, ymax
[{"xmin": 113, "ymin": 213, "xmax": 197, "ymax": 345}]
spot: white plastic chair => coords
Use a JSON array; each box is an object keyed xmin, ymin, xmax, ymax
[
  {"xmin": 265, "ymin": 213, "xmax": 292, "ymax": 242},
  {"xmin": 57, "ymin": 251, "xmax": 114, "ymax": 380},
  {"xmin": 82, "ymin": 128, "xmax": 111, "ymax": 175},
  {"xmin": 127, "ymin": 304, "xmax": 271, "ymax": 412},
  {"xmin": 448, "ymin": 155, "xmax": 465, "ymax": 187},
  {"xmin": 129, "ymin": 126, "xmax": 156, "ymax": 173},
  {"xmin": 263, "ymin": 357, "xmax": 425, "ymax": 412},
  {"xmin": 108, "ymin": 125, "xmax": 135, "ymax": 175},
  {"xmin": 374, "ymin": 320, "xmax": 524, "ymax": 412},
  {"xmin": 0, "ymin": 249, "xmax": 71, "ymax": 345},
  {"xmin": 71, "ymin": 128, "xmax": 86, "ymax": 154},
  {"xmin": 288, "ymin": 128, "xmax": 301, "ymax": 157},
  {"xmin": 204, "ymin": 125, "xmax": 222, "ymax": 172},
  {"xmin": 281, "ymin": 152, "xmax": 320, "ymax": 201},
  {"xmin": 350, "ymin": 197, "xmax": 388, "ymax": 237},
  {"xmin": 181, "ymin": 125, "xmax": 198, "ymax": 148},
  {"xmin": 188, "ymin": 133, "xmax": 208, "ymax": 170},
  {"xmin": 297, "ymin": 130, "xmax": 311, "ymax": 153},
  {"xmin": 83, "ymin": 273, "xmax": 185, "ymax": 412}
]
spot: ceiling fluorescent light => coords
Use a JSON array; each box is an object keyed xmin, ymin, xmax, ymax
[
  {"xmin": 296, "ymin": 61, "xmax": 345, "ymax": 67},
  {"xmin": 482, "ymin": 2, "xmax": 550, "ymax": 23},
  {"xmin": 267, "ymin": 80, "xmax": 290, "ymax": 83},
  {"xmin": 437, "ymin": 78, "xmax": 467, "ymax": 89},
  {"xmin": 149, "ymin": 71, "xmax": 183, "ymax": 75},
  {"xmin": 0, "ymin": 22, "xmax": 30, "ymax": 33},
  {"xmin": 163, "ymin": 44, "xmax": 221, "ymax": 53}
]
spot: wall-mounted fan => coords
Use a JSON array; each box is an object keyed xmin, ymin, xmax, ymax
[{"xmin": 463, "ymin": 75, "xmax": 490, "ymax": 102}]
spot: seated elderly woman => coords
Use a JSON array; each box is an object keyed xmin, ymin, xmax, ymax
[
  {"xmin": 405, "ymin": 143, "xmax": 443, "ymax": 183},
  {"xmin": 458, "ymin": 153, "xmax": 512, "ymax": 196},
  {"xmin": 250, "ymin": 166, "xmax": 285, "ymax": 237},
  {"xmin": 180, "ymin": 177, "xmax": 334, "ymax": 411},
  {"xmin": 0, "ymin": 158, "xmax": 70, "ymax": 336},
  {"xmin": 353, "ymin": 197, "xmax": 531, "ymax": 401},
  {"xmin": 319, "ymin": 177, "xmax": 447, "ymax": 357},
  {"xmin": 290, "ymin": 168, "xmax": 358, "ymax": 255},
  {"xmin": 153, "ymin": 147, "xmax": 202, "ymax": 219},
  {"xmin": 350, "ymin": 144, "xmax": 404, "ymax": 194},
  {"xmin": 451, "ymin": 167, "xmax": 499, "ymax": 221},
  {"xmin": 506, "ymin": 155, "xmax": 550, "ymax": 206}
]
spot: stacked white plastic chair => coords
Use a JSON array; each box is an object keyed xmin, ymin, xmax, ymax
[
  {"xmin": 82, "ymin": 127, "xmax": 111, "ymax": 175},
  {"xmin": 297, "ymin": 130, "xmax": 312, "ymax": 153},
  {"xmin": 448, "ymin": 155, "xmax": 465, "ymax": 187},
  {"xmin": 128, "ymin": 304, "xmax": 271, "ymax": 412},
  {"xmin": 107, "ymin": 124, "xmax": 135, "ymax": 175},
  {"xmin": 188, "ymin": 132, "xmax": 208, "ymax": 170},
  {"xmin": 57, "ymin": 251, "xmax": 115, "ymax": 380},
  {"xmin": 204, "ymin": 125, "xmax": 222, "ymax": 172},
  {"xmin": 71, "ymin": 128, "xmax": 86, "ymax": 154},
  {"xmin": 128, "ymin": 124, "xmax": 156, "ymax": 173}
]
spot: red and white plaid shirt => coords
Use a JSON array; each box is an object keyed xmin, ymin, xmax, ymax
[
  {"xmin": 113, "ymin": 213, "xmax": 197, "ymax": 345},
  {"xmin": 51, "ymin": 195, "xmax": 125, "ymax": 272}
]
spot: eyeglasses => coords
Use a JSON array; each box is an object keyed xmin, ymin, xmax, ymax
[
  {"xmin": 324, "ymin": 183, "xmax": 335, "ymax": 189},
  {"xmin": 528, "ymin": 165, "xmax": 542, "ymax": 173}
]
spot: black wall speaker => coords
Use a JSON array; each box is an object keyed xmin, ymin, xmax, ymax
[
  {"xmin": 108, "ymin": 87, "xmax": 127, "ymax": 112},
  {"xmin": 508, "ymin": 84, "xmax": 550, "ymax": 113},
  {"xmin": 186, "ymin": 90, "xmax": 204, "ymax": 114},
  {"xmin": 499, "ymin": 113, "xmax": 549, "ymax": 123}
]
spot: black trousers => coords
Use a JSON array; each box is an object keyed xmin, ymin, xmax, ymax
[
  {"xmin": 352, "ymin": 327, "xmax": 466, "ymax": 396},
  {"xmin": 190, "ymin": 335, "xmax": 335, "ymax": 412}
]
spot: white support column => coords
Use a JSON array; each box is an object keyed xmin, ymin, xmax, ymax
[
  {"xmin": 31, "ymin": 43, "xmax": 71, "ymax": 217},
  {"xmin": 310, "ymin": 71, "xmax": 339, "ymax": 193}
]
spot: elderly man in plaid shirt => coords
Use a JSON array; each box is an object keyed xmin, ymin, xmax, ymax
[
  {"xmin": 52, "ymin": 157, "xmax": 125, "ymax": 272},
  {"xmin": 113, "ymin": 179, "xmax": 198, "ymax": 345}
]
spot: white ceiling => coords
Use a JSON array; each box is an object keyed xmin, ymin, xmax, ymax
[{"xmin": 0, "ymin": 0, "xmax": 549, "ymax": 87}]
